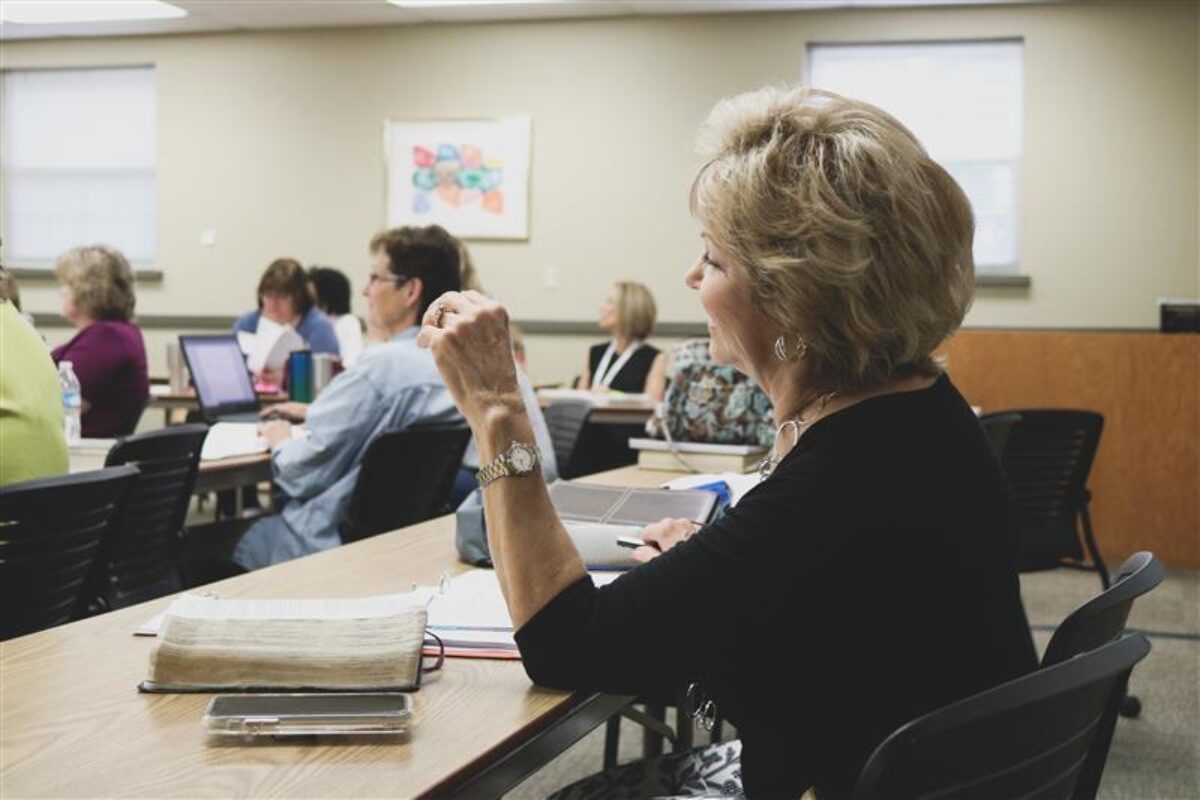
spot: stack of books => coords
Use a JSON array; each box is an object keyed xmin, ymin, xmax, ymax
[{"xmin": 629, "ymin": 437, "xmax": 767, "ymax": 474}]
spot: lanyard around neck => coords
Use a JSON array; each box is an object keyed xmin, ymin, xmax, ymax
[{"xmin": 594, "ymin": 341, "xmax": 642, "ymax": 389}]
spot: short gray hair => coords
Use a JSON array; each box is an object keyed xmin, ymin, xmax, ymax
[{"xmin": 55, "ymin": 245, "xmax": 137, "ymax": 321}]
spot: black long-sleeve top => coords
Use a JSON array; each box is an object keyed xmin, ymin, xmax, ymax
[{"xmin": 515, "ymin": 375, "xmax": 1038, "ymax": 798}]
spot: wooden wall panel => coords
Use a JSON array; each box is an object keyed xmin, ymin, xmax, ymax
[{"xmin": 940, "ymin": 330, "xmax": 1199, "ymax": 568}]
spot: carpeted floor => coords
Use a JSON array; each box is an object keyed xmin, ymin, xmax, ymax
[{"xmin": 504, "ymin": 567, "xmax": 1200, "ymax": 799}]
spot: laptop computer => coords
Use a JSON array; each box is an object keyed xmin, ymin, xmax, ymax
[{"xmin": 179, "ymin": 334, "xmax": 262, "ymax": 423}]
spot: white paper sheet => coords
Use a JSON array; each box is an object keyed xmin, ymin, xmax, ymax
[
  {"xmin": 200, "ymin": 422, "xmax": 267, "ymax": 461},
  {"xmin": 248, "ymin": 318, "xmax": 305, "ymax": 373},
  {"xmin": 427, "ymin": 570, "xmax": 622, "ymax": 633},
  {"xmin": 660, "ymin": 472, "xmax": 760, "ymax": 507}
]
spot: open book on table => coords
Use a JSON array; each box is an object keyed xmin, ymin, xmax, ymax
[{"xmin": 139, "ymin": 592, "xmax": 433, "ymax": 693}]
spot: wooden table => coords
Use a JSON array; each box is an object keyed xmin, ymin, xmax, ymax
[
  {"xmin": 148, "ymin": 385, "xmax": 289, "ymax": 412},
  {"xmin": 0, "ymin": 468, "xmax": 668, "ymax": 799},
  {"xmin": 70, "ymin": 448, "xmax": 273, "ymax": 496},
  {"xmin": 191, "ymin": 453, "xmax": 273, "ymax": 495}
]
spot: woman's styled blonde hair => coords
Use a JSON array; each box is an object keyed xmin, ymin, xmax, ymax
[
  {"xmin": 55, "ymin": 245, "xmax": 137, "ymax": 321},
  {"xmin": 613, "ymin": 281, "xmax": 658, "ymax": 341},
  {"xmin": 691, "ymin": 86, "xmax": 975, "ymax": 393}
]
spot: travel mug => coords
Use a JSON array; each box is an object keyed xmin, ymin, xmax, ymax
[
  {"xmin": 287, "ymin": 350, "xmax": 314, "ymax": 403},
  {"xmin": 312, "ymin": 354, "xmax": 339, "ymax": 397}
]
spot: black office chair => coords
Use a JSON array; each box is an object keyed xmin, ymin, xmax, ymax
[
  {"xmin": 854, "ymin": 633, "xmax": 1151, "ymax": 800},
  {"xmin": 980, "ymin": 409, "xmax": 1110, "ymax": 587},
  {"xmin": 340, "ymin": 423, "xmax": 472, "ymax": 543},
  {"xmin": 0, "ymin": 465, "xmax": 139, "ymax": 640},
  {"xmin": 543, "ymin": 398, "xmax": 593, "ymax": 479},
  {"xmin": 80, "ymin": 424, "xmax": 210, "ymax": 612},
  {"xmin": 1042, "ymin": 551, "xmax": 1164, "ymax": 719}
]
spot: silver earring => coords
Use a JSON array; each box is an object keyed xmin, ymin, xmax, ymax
[{"xmin": 774, "ymin": 334, "xmax": 807, "ymax": 362}]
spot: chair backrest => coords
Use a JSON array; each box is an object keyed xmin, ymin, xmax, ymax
[
  {"xmin": 340, "ymin": 423, "xmax": 472, "ymax": 543},
  {"xmin": 980, "ymin": 409, "xmax": 1104, "ymax": 567},
  {"xmin": 97, "ymin": 424, "xmax": 210, "ymax": 609},
  {"xmin": 0, "ymin": 465, "xmax": 139, "ymax": 640},
  {"xmin": 855, "ymin": 633, "xmax": 1151, "ymax": 800},
  {"xmin": 1042, "ymin": 551, "xmax": 1164, "ymax": 668},
  {"xmin": 543, "ymin": 398, "xmax": 592, "ymax": 480}
]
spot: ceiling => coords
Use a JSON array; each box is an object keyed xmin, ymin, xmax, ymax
[{"xmin": 0, "ymin": 0, "xmax": 1062, "ymax": 42}]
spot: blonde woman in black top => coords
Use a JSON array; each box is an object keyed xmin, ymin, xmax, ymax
[
  {"xmin": 578, "ymin": 281, "xmax": 667, "ymax": 400},
  {"xmin": 417, "ymin": 87, "xmax": 1036, "ymax": 798}
]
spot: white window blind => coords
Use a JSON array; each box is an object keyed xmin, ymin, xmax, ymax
[
  {"xmin": 809, "ymin": 41, "xmax": 1023, "ymax": 272},
  {"xmin": 2, "ymin": 66, "xmax": 157, "ymax": 265}
]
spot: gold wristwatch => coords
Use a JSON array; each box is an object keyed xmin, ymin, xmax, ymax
[{"xmin": 476, "ymin": 441, "xmax": 541, "ymax": 489}]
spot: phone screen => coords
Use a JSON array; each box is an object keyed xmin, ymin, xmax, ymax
[{"xmin": 208, "ymin": 693, "xmax": 411, "ymax": 719}]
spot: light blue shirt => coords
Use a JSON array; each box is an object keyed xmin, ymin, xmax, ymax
[{"xmin": 233, "ymin": 327, "xmax": 459, "ymax": 569}]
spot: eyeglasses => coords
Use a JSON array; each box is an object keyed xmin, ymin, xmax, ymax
[{"xmin": 367, "ymin": 272, "xmax": 409, "ymax": 287}]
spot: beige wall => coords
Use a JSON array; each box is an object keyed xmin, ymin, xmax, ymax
[{"xmin": 4, "ymin": 2, "xmax": 1198, "ymax": 384}]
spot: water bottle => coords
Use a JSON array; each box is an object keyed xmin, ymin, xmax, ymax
[{"xmin": 59, "ymin": 361, "xmax": 82, "ymax": 444}]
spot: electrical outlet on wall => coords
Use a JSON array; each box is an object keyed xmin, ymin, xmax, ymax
[
  {"xmin": 542, "ymin": 264, "xmax": 559, "ymax": 289},
  {"xmin": 199, "ymin": 228, "xmax": 217, "ymax": 247}
]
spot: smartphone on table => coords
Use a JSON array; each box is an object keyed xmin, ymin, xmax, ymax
[{"xmin": 203, "ymin": 693, "xmax": 412, "ymax": 736}]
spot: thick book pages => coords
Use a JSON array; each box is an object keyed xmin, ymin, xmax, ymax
[
  {"xmin": 629, "ymin": 437, "xmax": 767, "ymax": 474},
  {"xmin": 140, "ymin": 593, "xmax": 429, "ymax": 693},
  {"xmin": 637, "ymin": 449, "xmax": 763, "ymax": 474}
]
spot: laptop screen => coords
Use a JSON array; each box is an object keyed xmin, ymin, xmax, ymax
[{"xmin": 180, "ymin": 336, "xmax": 257, "ymax": 411}]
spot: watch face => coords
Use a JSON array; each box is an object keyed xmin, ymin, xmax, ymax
[{"xmin": 508, "ymin": 443, "xmax": 536, "ymax": 473}]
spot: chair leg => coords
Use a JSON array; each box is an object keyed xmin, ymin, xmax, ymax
[
  {"xmin": 603, "ymin": 716, "xmax": 620, "ymax": 770},
  {"xmin": 674, "ymin": 704, "xmax": 694, "ymax": 752},
  {"xmin": 1079, "ymin": 505, "xmax": 1111, "ymax": 589},
  {"xmin": 642, "ymin": 704, "xmax": 667, "ymax": 759}
]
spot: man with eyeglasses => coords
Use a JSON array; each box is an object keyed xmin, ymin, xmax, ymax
[{"xmin": 227, "ymin": 225, "xmax": 556, "ymax": 570}]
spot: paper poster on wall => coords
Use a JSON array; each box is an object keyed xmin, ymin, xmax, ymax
[{"xmin": 385, "ymin": 117, "xmax": 530, "ymax": 240}]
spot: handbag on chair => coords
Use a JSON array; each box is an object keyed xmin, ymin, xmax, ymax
[{"xmin": 645, "ymin": 339, "xmax": 775, "ymax": 452}]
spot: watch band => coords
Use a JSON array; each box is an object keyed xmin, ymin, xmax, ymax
[
  {"xmin": 475, "ymin": 457, "xmax": 512, "ymax": 488},
  {"xmin": 477, "ymin": 441, "xmax": 540, "ymax": 489}
]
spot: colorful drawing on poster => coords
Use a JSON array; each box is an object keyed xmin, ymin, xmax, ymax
[
  {"xmin": 411, "ymin": 143, "xmax": 505, "ymax": 215},
  {"xmin": 386, "ymin": 118, "xmax": 530, "ymax": 239}
]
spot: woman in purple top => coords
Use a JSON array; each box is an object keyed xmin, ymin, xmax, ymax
[{"xmin": 51, "ymin": 245, "xmax": 149, "ymax": 438}]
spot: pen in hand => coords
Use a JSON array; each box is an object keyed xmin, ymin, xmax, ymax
[{"xmin": 616, "ymin": 535, "xmax": 660, "ymax": 551}]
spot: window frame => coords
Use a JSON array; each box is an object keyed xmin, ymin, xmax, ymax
[
  {"xmin": 0, "ymin": 63, "xmax": 159, "ymax": 272},
  {"xmin": 805, "ymin": 37, "xmax": 1026, "ymax": 278}
]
